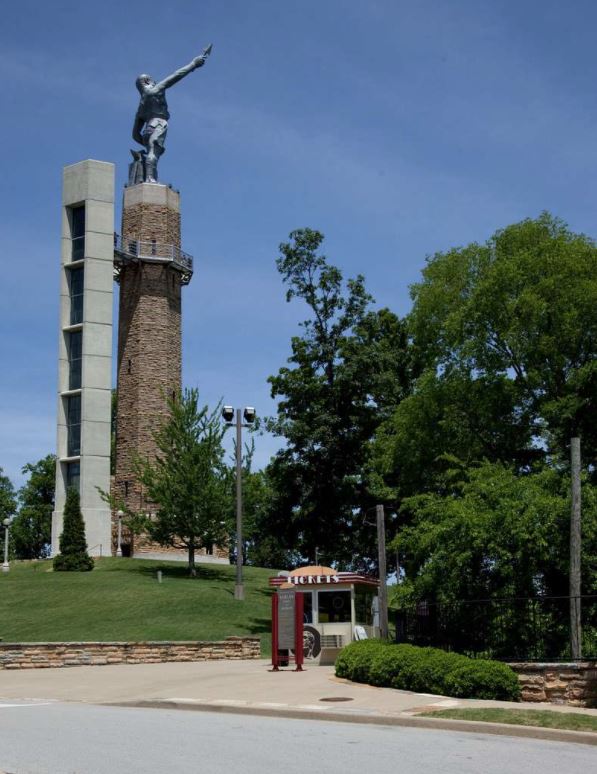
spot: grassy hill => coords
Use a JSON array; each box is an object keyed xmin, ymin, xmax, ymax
[{"xmin": 0, "ymin": 558, "xmax": 274, "ymax": 653}]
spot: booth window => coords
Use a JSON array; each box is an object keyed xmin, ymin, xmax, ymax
[
  {"xmin": 317, "ymin": 590, "xmax": 351, "ymax": 623},
  {"xmin": 355, "ymin": 585, "xmax": 375, "ymax": 626},
  {"xmin": 300, "ymin": 592, "xmax": 313, "ymax": 623}
]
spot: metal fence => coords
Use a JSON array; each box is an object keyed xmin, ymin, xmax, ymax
[{"xmin": 394, "ymin": 595, "xmax": 597, "ymax": 661}]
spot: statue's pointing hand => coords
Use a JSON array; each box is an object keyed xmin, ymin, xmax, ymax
[{"xmin": 193, "ymin": 44, "xmax": 213, "ymax": 69}]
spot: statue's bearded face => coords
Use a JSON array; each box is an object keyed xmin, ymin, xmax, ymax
[{"xmin": 136, "ymin": 74, "xmax": 155, "ymax": 93}]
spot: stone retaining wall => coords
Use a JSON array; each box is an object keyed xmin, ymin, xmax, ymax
[
  {"xmin": 509, "ymin": 662, "xmax": 597, "ymax": 707},
  {"xmin": 0, "ymin": 637, "xmax": 260, "ymax": 670}
]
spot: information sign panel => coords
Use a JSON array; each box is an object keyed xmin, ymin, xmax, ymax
[{"xmin": 278, "ymin": 588, "xmax": 296, "ymax": 649}]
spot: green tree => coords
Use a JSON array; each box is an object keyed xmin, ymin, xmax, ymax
[
  {"xmin": 408, "ymin": 213, "xmax": 597, "ymax": 457},
  {"xmin": 137, "ymin": 389, "xmax": 230, "ymax": 577},
  {"xmin": 370, "ymin": 370, "xmax": 539, "ymax": 504},
  {"xmin": 0, "ymin": 467, "xmax": 17, "ymax": 560},
  {"xmin": 265, "ymin": 228, "xmax": 413, "ymax": 566},
  {"xmin": 53, "ymin": 487, "xmax": 94, "ymax": 571},
  {"xmin": 391, "ymin": 462, "xmax": 597, "ymax": 657},
  {"xmin": 0, "ymin": 467, "xmax": 16, "ymax": 523},
  {"xmin": 11, "ymin": 454, "xmax": 56, "ymax": 559},
  {"xmin": 372, "ymin": 213, "xmax": 597, "ymax": 506}
]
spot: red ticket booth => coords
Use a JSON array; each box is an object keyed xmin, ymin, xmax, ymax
[{"xmin": 270, "ymin": 565, "xmax": 379, "ymax": 666}]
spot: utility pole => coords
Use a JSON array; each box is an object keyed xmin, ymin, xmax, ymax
[
  {"xmin": 376, "ymin": 504, "xmax": 388, "ymax": 639},
  {"xmin": 570, "ymin": 437, "xmax": 582, "ymax": 660},
  {"xmin": 235, "ymin": 409, "xmax": 244, "ymax": 601}
]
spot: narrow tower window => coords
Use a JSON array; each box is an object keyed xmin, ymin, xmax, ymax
[
  {"xmin": 65, "ymin": 461, "xmax": 80, "ymax": 492},
  {"xmin": 68, "ymin": 330, "xmax": 83, "ymax": 390},
  {"xmin": 66, "ymin": 394, "xmax": 82, "ymax": 457},
  {"xmin": 70, "ymin": 205, "xmax": 85, "ymax": 261},
  {"xmin": 69, "ymin": 266, "xmax": 84, "ymax": 325}
]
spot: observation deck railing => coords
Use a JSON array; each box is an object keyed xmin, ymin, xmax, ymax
[{"xmin": 113, "ymin": 233, "xmax": 194, "ymax": 284}]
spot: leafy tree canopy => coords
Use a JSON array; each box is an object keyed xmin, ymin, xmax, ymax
[
  {"xmin": 137, "ymin": 389, "xmax": 230, "ymax": 576},
  {"xmin": 12, "ymin": 454, "xmax": 55, "ymax": 559},
  {"xmin": 0, "ymin": 467, "xmax": 16, "ymax": 523},
  {"xmin": 265, "ymin": 229, "xmax": 414, "ymax": 567},
  {"xmin": 409, "ymin": 213, "xmax": 597, "ymax": 454},
  {"xmin": 372, "ymin": 214, "xmax": 597, "ymax": 508},
  {"xmin": 392, "ymin": 462, "xmax": 597, "ymax": 605},
  {"xmin": 0, "ymin": 467, "xmax": 16, "ymax": 560}
]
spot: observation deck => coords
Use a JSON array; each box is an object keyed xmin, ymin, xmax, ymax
[{"xmin": 113, "ymin": 233, "xmax": 194, "ymax": 285}]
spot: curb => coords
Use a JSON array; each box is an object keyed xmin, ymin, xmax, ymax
[{"xmin": 107, "ymin": 699, "xmax": 597, "ymax": 746}]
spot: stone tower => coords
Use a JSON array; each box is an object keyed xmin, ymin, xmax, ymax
[{"xmin": 113, "ymin": 182, "xmax": 193, "ymax": 554}]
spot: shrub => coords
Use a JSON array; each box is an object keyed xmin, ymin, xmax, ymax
[
  {"xmin": 443, "ymin": 658, "xmax": 521, "ymax": 701},
  {"xmin": 408, "ymin": 647, "xmax": 465, "ymax": 694},
  {"xmin": 369, "ymin": 644, "xmax": 423, "ymax": 689},
  {"xmin": 53, "ymin": 488, "xmax": 94, "ymax": 572},
  {"xmin": 335, "ymin": 641, "xmax": 520, "ymax": 701},
  {"xmin": 335, "ymin": 639, "xmax": 387, "ymax": 683}
]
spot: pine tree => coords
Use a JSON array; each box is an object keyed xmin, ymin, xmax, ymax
[{"xmin": 53, "ymin": 487, "xmax": 94, "ymax": 571}]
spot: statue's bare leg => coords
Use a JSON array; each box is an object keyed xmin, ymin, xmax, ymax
[{"xmin": 143, "ymin": 119, "xmax": 168, "ymax": 183}]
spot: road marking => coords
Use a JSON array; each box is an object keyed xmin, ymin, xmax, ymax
[{"xmin": 0, "ymin": 701, "xmax": 55, "ymax": 708}]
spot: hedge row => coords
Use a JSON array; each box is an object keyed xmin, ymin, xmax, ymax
[{"xmin": 335, "ymin": 640, "xmax": 521, "ymax": 701}]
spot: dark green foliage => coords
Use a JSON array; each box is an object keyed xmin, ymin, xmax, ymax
[
  {"xmin": 0, "ymin": 467, "xmax": 16, "ymax": 523},
  {"xmin": 368, "ymin": 644, "xmax": 427, "ymax": 689},
  {"xmin": 334, "ymin": 638, "xmax": 386, "ymax": 682},
  {"xmin": 53, "ymin": 488, "xmax": 93, "ymax": 572},
  {"xmin": 137, "ymin": 389, "xmax": 230, "ymax": 577},
  {"xmin": 265, "ymin": 228, "xmax": 414, "ymax": 566},
  {"xmin": 335, "ymin": 640, "xmax": 521, "ymax": 701},
  {"xmin": 442, "ymin": 659, "xmax": 522, "ymax": 701},
  {"xmin": 0, "ymin": 467, "xmax": 17, "ymax": 561},
  {"xmin": 373, "ymin": 213, "xmax": 597, "ymax": 508},
  {"xmin": 391, "ymin": 462, "xmax": 597, "ymax": 616},
  {"xmin": 11, "ymin": 455, "xmax": 55, "ymax": 559}
]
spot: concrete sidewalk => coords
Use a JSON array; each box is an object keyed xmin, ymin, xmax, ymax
[{"xmin": 1, "ymin": 659, "xmax": 596, "ymax": 745}]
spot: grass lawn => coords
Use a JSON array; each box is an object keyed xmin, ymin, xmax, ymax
[
  {"xmin": 420, "ymin": 708, "xmax": 597, "ymax": 732},
  {"xmin": 0, "ymin": 558, "xmax": 274, "ymax": 654}
]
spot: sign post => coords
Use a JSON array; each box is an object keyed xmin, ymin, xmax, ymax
[
  {"xmin": 294, "ymin": 591, "xmax": 304, "ymax": 671},
  {"xmin": 271, "ymin": 587, "xmax": 305, "ymax": 671},
  {"xmin": 271, "ymin": 593, "xmax": 279, "ymax": 671}
]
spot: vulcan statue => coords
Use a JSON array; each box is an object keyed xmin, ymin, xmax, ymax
[{"xmin": 130, "ymin": 45, "xmax": 213, "ymax": 184}]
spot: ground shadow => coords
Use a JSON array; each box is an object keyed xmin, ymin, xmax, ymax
[
  {"xmin": 135, "ymin": 563, "xmax": 234, "ymax": 583},
  {"xmin": 246, "ymin": 616, "xmax": 271, "ymax": 635}
]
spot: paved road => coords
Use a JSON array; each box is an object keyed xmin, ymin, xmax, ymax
[{"xmin": 0, "ymin": 701, "xmax": 593, "ymax": 774}]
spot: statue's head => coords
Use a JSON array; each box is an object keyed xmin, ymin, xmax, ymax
[{"xmin": 136, "ymin": 74, "xmax": 155, "ymax": 93}]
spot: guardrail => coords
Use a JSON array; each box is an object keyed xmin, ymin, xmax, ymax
[{"xmin": 113, "ymin": 233, "xmax": 194, "ymax": 280}]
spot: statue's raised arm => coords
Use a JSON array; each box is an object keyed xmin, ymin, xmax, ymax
[
  {"xmin": 155, "ymin": 44, "xmax": 213, "ymax": 92},
  {"xmin": 130, "ymin": 44, "xmax": 213, "ymax": 184}
]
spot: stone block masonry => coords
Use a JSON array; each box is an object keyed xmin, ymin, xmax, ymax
[
  {"xmin": 113, "ymin": 181, "xmax": 228, "ymax": 561},
  {"xmin": 0, "ymin": 638, "xmax": 260, "ymax": 670},
  {"xmin": 509, "ymin": 662, "xmax": 597, "ymax": 707},
  {"xmin": 114, "ymin": 183, "xmax": 183, "ymax": 554}
]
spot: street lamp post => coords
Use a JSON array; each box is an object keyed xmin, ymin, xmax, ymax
[
  {"xmin": 2, "ymin": 517, "xmax": 10, "ymax": 573},
  {"xmin": 116, "ymin": 510, "xmax": 124, "ymax": 557},
  {"xmin": 222, "ymin": 405, "xmax": 256, "ymax": 601}
]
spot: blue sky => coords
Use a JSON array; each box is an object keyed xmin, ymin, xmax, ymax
[{"xmin": 2, "ymin": 0, "xmax": 597, "ymax": 487}]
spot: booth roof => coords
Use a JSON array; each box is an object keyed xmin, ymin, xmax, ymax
[{"xmin": 268, "ymin": 567, "xmax": 379, "ymax": 588}]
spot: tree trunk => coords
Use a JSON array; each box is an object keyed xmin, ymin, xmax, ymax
[{"xmin": 188, "ymin": 540, "xmax": 197, "ymax": 578}]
